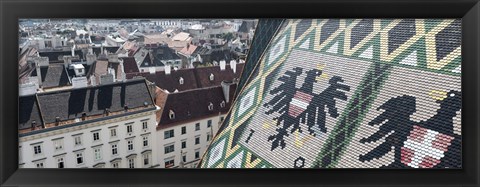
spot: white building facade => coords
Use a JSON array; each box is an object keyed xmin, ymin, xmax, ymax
[
  {"xmin": 19, "ymin": 108, "xmax": 159, "ymax": 168},
  {"xmin": 156, "ymin": 114, "xmax": 225, "ymax": 168}
]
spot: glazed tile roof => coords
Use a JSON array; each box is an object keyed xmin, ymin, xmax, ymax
[{"xmin": 200, "ymin": 19, "xmax": 462, "ymax": 169}]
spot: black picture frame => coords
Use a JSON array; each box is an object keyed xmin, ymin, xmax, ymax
[{"xmin": 1, "ymin": 0, "xmax": 479, "ymax": 186}]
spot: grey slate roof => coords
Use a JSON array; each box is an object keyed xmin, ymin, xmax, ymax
[
  {"xmin": 19, "ymin": 95, "xmax": 43, "ymax": 130},
  {"xmin": 31, "ymin": 64, "xmax": 71, "ymax": 88},
  {"xmin": 238, "ymin": 20, "xmax": 256, "ymax": 33},
  {"xmin": 139, "ymin": 45, "xmax": 180, "ymax": 68},
  {"xmin": 36, "ymin": 79, "xmax": 154, "ymax": 124},
  {"xmin": 19, "ymin": 79, "xmax": 155, "ymax": 131}
]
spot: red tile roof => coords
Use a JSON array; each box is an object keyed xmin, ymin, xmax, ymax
[
  {"xmin": 125, "ymin": 63, "xmax": 245, "ymax": 92},
  {"xmin": 122, "ymin": 57, "xmax": 140, "ymax": 74},
  {"xmin": 157, "ymin": 83, "xmax": 237, "ymax": 127},
  {"xmin": 179, "ymin": 44, "xmax": 198, "ymax": 56},
  {"xmin": 126, "ymin": 68, "xmax": 199, "ymax": 92},
  {"xmin": 194, "ymin": 63, "xmax": 245, "ymax": 88}
]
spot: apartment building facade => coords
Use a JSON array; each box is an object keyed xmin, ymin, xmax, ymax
[{"xmin": 18, "ymin": 79, "xmax": 160, "ymax": 168}]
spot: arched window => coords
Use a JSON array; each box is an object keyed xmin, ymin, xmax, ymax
[
  {"xmin": 208, "ymin": 102, "xmax": 214, "ymax": 111},
  {"xmin": 169, "ymin": 110, "xmax": 175, "ymax": 119},
  {"xmin": 179, "ymin": 77, "xmax": 184, "ymax": 85},
  {"xmin": 209, "ymin": 73, "xmax": 214, "ymax": 81},
  {"xmin": 220, "ymin": 101, "xmax": 226, "ymax": 108}
]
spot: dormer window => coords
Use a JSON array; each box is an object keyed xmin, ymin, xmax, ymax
[
  {"xmin": 169, "ymin": 110, "xmax": 175, "ymax": 119},
  {"xmin": 81, "ymin": 112, "xmax": 87, "ymax": 121},
  {"xmin": 208, "ymin": 102, "xmax": 214, "ymax": 111},
  {"xmin": 220, "ymin": 101, "xmax": 226, "ymax": 108},
  {"xmin": 179, "ymin": 77, "xmax": 184, "ymax": 85},
  {"xmin": 209, "ymin": 73, "xmax": 214, "ymax": 81},
  {"xmin": 55, "ymin": 117, "xmax": 61, "ymax": 126},
  {"xmin": 31, "ymin": 120, "xmax": 37, "ymax": 130}
]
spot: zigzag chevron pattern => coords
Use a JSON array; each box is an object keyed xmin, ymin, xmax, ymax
[{"xmin": 200, "ymin": 19, "xmax": 461, "ymax": 168}]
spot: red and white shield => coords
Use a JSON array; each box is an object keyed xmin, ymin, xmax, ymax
[
  {"xmin": 288, "ymin": 91, "xmax": 314, "ymax": 118},
  {"xmin": 401, "ymin": 125, "xmax": 455, "ymax": 168}
]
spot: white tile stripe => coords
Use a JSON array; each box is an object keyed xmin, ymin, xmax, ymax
[
  {"xmin": 226, "ymin": 151, "xmax": 244, "ymax": 168},
  {"xmin": 403, "ymin": 129, "xmax": 445, "ymax": 168},
  {"xmin": 267, "ymin": 36, "xmax": 287, "ymax": 66},
  {"xmin": 291, "ymin": 98, "xmax": 309, "ymax": 110},
  {"xmin": 207, "ymin": 139, "xmax": 226, "ymax": 167},
  {"xmin": 238, "ymin": 87, "xmax": 257, "ymax": 116}
]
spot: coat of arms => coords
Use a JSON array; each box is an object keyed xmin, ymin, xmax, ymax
[
  {"xmin": 263, "ymin": 67, "xmax": 351, "ymax": 151},
  {"xmin": 359, "ymin": 91, "xmax": 462, "ymax": 168}
]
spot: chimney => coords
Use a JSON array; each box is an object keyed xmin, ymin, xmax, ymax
[
  {"xmin": 219, "ymin": 60, "xmax": 226, "ymax": 71},
  {"xmin": 108, "ymin": 54, "xmax": 119, "ymax": 63},
  {"xmin": 86, "ymin": 54, "xmax": 97, "ymax": 65},
  {"xmin": 221, "ymin": 80, "xmax": 235, "ymax": 103},
  {"xmin": 35, "ymin": 62, "xmax": 42, "ymax": 87},
  {"xmin": 230, "ymin": 60, "xmax": 237, "ymax": 73},
  {"xmin": 149, "ymin": 67, "xmax": 155, "ymax": 74},
  {"xmin": 165, "ymin": 65, "xmax": 171, "ymax": 75},
  {"xmin": 120, "ymin": 60, "xmax": 126, "ymax": 82},
  {"xmin": 88, "ymin": 47, "xmax": 93, "ymax": 55},
  {"xmin": 63, "ymin": 56, "xmax": 72, "ymax": 68},
  {"xmin": 71, "ymin": 44, "xmax": 76, "ymax": 56},
  {"xmin": 33, "ymin": 57, "xmax": 49, "ymax": 88}
]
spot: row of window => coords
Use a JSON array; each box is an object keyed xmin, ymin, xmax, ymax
[
  {"xmin": 164, "ymin": 150, "xmax": 201, "ymax": 168},
  {"xmin": 32, "ymin": 120, "xmax": 150, "ymax": 156},
  {"xmin": 164, "ymin": 120, "xmax": 214, "ymax": 140},
  {"xmin": 164, "ymin": 135, "xmax": 211, "ymax": 154},
  {"xmin": 169, "ymin": 106, "xmax": 226, "ymax": 120},
  {"xmin": 33, "ymin": 135, "xmax": 150, "ymax": 157},
  {"xmin": 34, "ymin": 151, "xmax": 151, "ymax": 168}
]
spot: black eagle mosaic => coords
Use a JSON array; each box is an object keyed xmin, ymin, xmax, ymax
[{"xmin": 200, "ymin": 19, "xmax": 462, "ymax": 169}]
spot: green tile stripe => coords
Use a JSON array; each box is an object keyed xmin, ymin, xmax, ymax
[
  {"xmin": 203, "ymin": 130, "xmax": 231, "ymax": 168},
  {"xmin": 236, "ymin": 19, "xmax": 286, "ymax": 96},
  {"xmin": 297, "ymin": 31, "xmax": 459, "ymax": 77},
  {"xmin": 312, "ymin": 61, "xmax": 394, "ymax": 168},
  {"xmin": 237, "ymin": 144, "xmax": 275, "ymax": 168}
]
